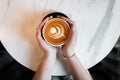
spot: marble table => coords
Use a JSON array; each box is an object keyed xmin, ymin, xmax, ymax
[{"xmin": 0, "ymin": 0, "xmax": 120, "ymax": 75}]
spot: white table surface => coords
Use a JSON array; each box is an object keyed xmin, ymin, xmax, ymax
[{"xmin": 0, "ymin": 0, "xmax": 120, "ymax": 75}]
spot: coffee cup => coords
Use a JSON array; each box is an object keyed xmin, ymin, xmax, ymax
[{"xmin": 42, "ymin": 18, "xmax": 70, "ymax": 46}]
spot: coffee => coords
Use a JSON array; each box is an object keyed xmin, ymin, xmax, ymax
[{"xmin": 42, "ymin": 18, "xmax": 70, "ymax": 46}]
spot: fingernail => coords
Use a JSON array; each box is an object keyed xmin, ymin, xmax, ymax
[
  {"xmin": 50, "ymin": 16, "xmax": 53, "ymax": 19},
  {"xmin": 57, "ymin": 16, "xmax": 62, "ymax": 18}
]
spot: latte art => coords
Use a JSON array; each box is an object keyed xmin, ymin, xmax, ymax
[
  {"xmin": 49, "ymin": 26, "xmax": 65, "ymax": 39},
  {"xmin": 43, "ymin": 18, "xmax": 70, "ymax": 46}
]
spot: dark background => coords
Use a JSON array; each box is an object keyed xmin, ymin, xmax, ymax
[{"xmin": 89, "ymin": 36, "xmax": 120, "ymax": 80}]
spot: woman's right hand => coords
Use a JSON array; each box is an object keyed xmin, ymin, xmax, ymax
[{"xmin": 61, "ymin": 17, "xmax": 77, "ymax": 58}]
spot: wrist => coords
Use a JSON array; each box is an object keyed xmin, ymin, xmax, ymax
[
  {"xmin": 63, "ymin": 53, "xmax": 75, "ymax": 59},
  {"xmin": 42, "ymin": 52, "xmax": 56, "ymax": 61},
  {"xmin": 63, "ymin": 51, "xmax": 75, "ymax": 58},
  {"xmin": 63, "ymin": 51, "xmax": 75, "ymax": 57}
]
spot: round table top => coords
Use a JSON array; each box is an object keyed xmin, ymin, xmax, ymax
[{"xmin": 0, "ymin": 0, "xmax": 120, "ymax": 75}]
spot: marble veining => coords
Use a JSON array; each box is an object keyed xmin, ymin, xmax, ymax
[{"xmin": 88, "ymin": 0, "xmax": 115, "ymax": 59}]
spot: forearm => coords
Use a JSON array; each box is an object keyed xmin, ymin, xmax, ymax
[
  {"xmin": 33, "ymin": 54, "xmax": 56, "ymax": 80},
  {"xmin": 66, "ymin": 55, "xmax": 92, "ymax": 80}
]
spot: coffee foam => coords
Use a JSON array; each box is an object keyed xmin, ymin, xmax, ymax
[{"xmin": 43, "ymin": 18, "xmax": 70, "ymax": 46}]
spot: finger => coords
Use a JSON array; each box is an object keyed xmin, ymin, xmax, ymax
[
  {"xmin": 36, "ymin": 17, "xmax": 49, "ymax": 45},
  {"xmin": 65, "ymin": 26, "xmax": 76, "ymax": 46},
  {"xmin": 38, "ymin": 17, "xmax": 49, "ymax": 32},
  {"xmin": 57, "ymin": 16, "xmax": 73, "ymax": 24},
  {"xmin": 37, "ymin": 17, "xmax": 49, "ymax": 39},
  {"xmin": 68, "ymin": 28, "xmax": 75, "ymax": 42},
  {"xmin": 36, "ymin": 30, "xmax": 46, "ymax": 47},
  {"xmin": 63, "ymin": 30, "xmax": 73, "ymax": 47},
  {"xmin": 71, "ymin": 26, "xmax": 77, "ymax": 39},
  {"xmin": 36, "ymin": 29, "xmax": 44, "ymax": 42},
  {"xmin": 60, "ymin": 17, "xmax": 74, "ymax": 27},
  {"xmin": 57, "ymin": 15, "xmax": 62, "ymax": 18},
  {"xmin": 50, "ymin": 16, "xmax": 53, "ymax": 19}
]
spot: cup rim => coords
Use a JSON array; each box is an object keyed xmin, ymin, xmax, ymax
[{"xmin": 42, "ymin": 18, "xmax": 70, "ymax": 46}]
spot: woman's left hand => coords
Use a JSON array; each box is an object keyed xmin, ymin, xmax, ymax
[{"xmin": 36, "ymin": 17, "xmax": 56, "ymax": 58}]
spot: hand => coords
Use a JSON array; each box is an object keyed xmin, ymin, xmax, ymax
[
  {"xmin": 36, "ymin": 17, "xmax": 56, "ymax": 58},
  {"xmin": 61, "ymin": 17, "xmax": 77, "ymax": 57}
]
